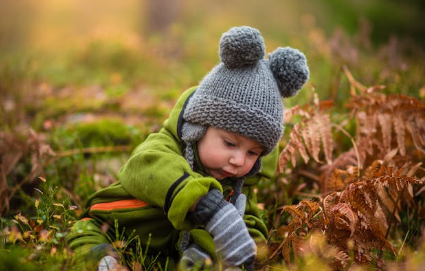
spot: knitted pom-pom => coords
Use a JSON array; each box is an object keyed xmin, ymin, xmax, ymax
[
  {"xmin": 269, "ymin": 47, "xmax": 309, "ymax": 98},
  {"xmin": 219, "ymin": 26, "xmax": 265, "ymax": 69}
]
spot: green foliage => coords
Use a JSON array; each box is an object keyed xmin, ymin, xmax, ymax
[
  {"xmin": 66, "ymin": 119, "xmax": 138, "ymax": 147},
  {"xmin": 1, "ymin": 182, "xmax": 76, "ymax": 270}
]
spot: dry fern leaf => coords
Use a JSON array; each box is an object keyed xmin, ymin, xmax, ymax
[
  {"xmin": 302, "ymin": 118, "xmax": 322, "ymax": 163},
  {"xmin": 406, "ymin": 162, "xmax": 422, "ymax": 177},
  {"xmin": 281, "ymin": 200, "xmax": 321, "ymax": 235},
  {"xmin": 377, "ymin": 113, "xmax": 392, "ymax": 153},
  {"xmin": 322, "ymin": 192, "xmax": 340, "ymax": 221},
  {"xmin": 323, "ymin": 169, "xmax": 346, "ymax": 194},
  {"xmin": 278, "ymin": 123, "xmax": 309, "ymax": 172},
  {"xmin": 330, "ymin": 202, "xmax": 358, "ymax": 236},
  {"xmin": 283, "ymin": 105, "xmax": 303, "ymax": 122},
  {"xmin": 373, "ymin": 202, "xmax": 389, "ymax": 236},
  {"xmin": 293, "ymin": 124, "xmax": 310, "ymax": 164},
  {"xmin": 281, "ymin": 234, "xmax": 301, "ymax": 265},
  {"xmin": 278, "ymin": 142, "xmax": 296, "ymax": 172},
  {"xmin": 316, "ymin": 114, "xmax": 333, "ymax": 164},
  {"xmin": 341, "ymin": 182, "xmax": 378, "ymax": 225},
  {"xmin": 347, "ymin": 83, "xmax": 425, "ymax": 162},
  {"xmin": 375, "ymin": 181, "xmax": 401, "ymax": 222},
  {"xmin": 320, "ymin": 149, "xmax": 358, "ymax": 194},
  {"xmin": 279, "ymin": 94, "xmax": 335, "ymax": 172},
  {"xmin": 406, "ymin": 116, "xmax": 425, "ymax": 154},
  {"xmin": 281, "ymin": 238, "xmax": 292, "ymax": 266},
  {"xmin": 357, "ymin": 111, "xmax": 377, "ymax": 138},
  {"xmin": 323, "ymin": 166, "xmax": 360, "ymax": 195},
  {"xmin": 392, "ymin": 114, "xmax": 406, "ymax": 156},
  {"xmin": 281, "ymin": 205, "xmax": 304, "ymax": 219},
  {"xmin": 356, "ymin": 112, "xmax": 377, "ymax": 157}
]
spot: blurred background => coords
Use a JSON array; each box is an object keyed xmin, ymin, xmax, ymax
[{"xmin": 1, "ymin": 0, "xmax": 424, "ymax": 97}]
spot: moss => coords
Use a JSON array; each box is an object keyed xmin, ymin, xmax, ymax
[
  {"xmin": 66, "ymin": 118, "xmax": 144, "ymax": 148},
  {"xmin": 0, "ymin": 248, "xmax": 37, "ymax": 271}
]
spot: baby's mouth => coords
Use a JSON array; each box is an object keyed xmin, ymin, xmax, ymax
[{"xmin": 221, "ymin": 170, "xmax": 235, "ymax": 178}]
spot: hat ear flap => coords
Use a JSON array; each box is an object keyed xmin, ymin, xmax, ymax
[{"xmin": 269, "ymin": 47, "xmax": 310, "ymax": 98}]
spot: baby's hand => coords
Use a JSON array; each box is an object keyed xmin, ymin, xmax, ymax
[{"xmin": 193, "ymin": 189, "xmax": 256, "ymax": 268}]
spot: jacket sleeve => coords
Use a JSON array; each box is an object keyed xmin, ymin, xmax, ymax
[
  {"xmin": 118, "ymin": 131, "xmax": 222, "ymax": 230},
  {"xmin": 119, "ymin": 87, "xmax": 222, "ymax": 231}
]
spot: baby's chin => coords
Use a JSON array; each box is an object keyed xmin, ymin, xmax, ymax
[{"xmin": 206, "ymin": 169, "xmax": 226, "ymax": 180}]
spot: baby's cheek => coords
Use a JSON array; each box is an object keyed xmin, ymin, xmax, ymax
[{"xmin": 241, "ymin": 164, "xmax": 254, "ymax": 176}]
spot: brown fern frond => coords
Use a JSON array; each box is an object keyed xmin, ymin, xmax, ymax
[
  {"xmin": 370, "ymin": 163, "xmax": 421, "ymax": 223},
  {"xmin": 333, "ymin": 249, "xmax": 351, "ymax": 270},
  {"xmin": 322, "ymin": 167, "xmax": 360, "ymax": 195},
  {"xmin": 356, "ymin": 111, "xmax": 377, "ymax": 158},
  {"xmin": 302, "ymin": 118, "xmax": 321, "ymax": 163},
  {"xmin": 392, "ymin": 114, "xmax": 406, "ymax": 156},
  {"xmin": 329, "ymin": 202, "xmax": 358, "ymax": 236},
  {"xmin": 323, "ymin": 169, "xmax": 346, "ymax": 194},
  {"xmin": 315, "ymin": 114, "xmax": 333, "ymax": 164},
  {"xmin": 279, "ymin": 126, "xmax": 301, "ymax": 172},
  {"xmin": 320, "ymin": 149, "xmax": 359, "ymax": 194},
  {"xmin": 279, "ymin": 90, "xmax": 336, "ymax": 173},
  {"xmin": 381, "ymin": 148, "xmax": 400, "ymax": 167},
  {"xmin": 384, "ymin": 93, "xmax": 425, "ymax": 112},
  {"xmin": 277, "ymin": 200, "xmax": 322, "ymax": 266},
  {"xmin": 279, "ymin": 123, "xmax": 312, "ymax": 172},
  {"xmin": 293, "ymin": 124, "xmax": 310, "ymax": 165},
  {"xmin": 283, "ymin": 105, "xmax": 304, "ymax": 122},
  {"xmin": 281, "ymin": 234, "xmax": 301, "ymax": 265},
  {"xmin": 281, "ymin": 200, "xmax": 321, "ymax": 230},
  {"xmin": 406, "ymin": 162, "xmax": 422, "ymax": 177},
  {"xmin": 406, "ymin": 116, "xmax": 425, "ymax": 154},
  {"xmin": 375, "ymin": 181, "xmax": 401, "ymax": 222},
  {"xmin": 322, "ymin": 192, "xmax": 340, "ymax": 219},
  {"xmin": 281, "ymin": 205, "xmax": 304, "ymax": 220},
  {"xmin": 373, "ymin": 203, "xmax": 389, "ymax": 236},
  {"xmin": 339, "ymin": 182, "xmax": 378, "ymax": 226},
  {"xmin": 278, "ymin": 142, "xmax": 297, "ymax": 172},
  {"xmin": 299, "ymin": 199, "xmax": 320, "ymax": 216},
  {"xmin": 377, "ymin": 113, "xmax": 392, "ymax": 153},
  {"xmin": 416, "ymin": 117, "xmax": 425, "ymax": 144},
  {"xmin": 373, "ymin": 164, "xmax": 419, "ymax": 186},
  {"xmin": 344, "ymin": 70, "xmax": 425, "ymax": 163},
  {"xmin": 281, "ymin": 237, "xmax": 292, "ymax": 266}
]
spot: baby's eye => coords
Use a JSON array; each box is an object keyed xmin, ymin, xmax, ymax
[
  {"xmin": 248, "ymin": 150, "xmax": 260, "ymax": 157},
  {"xmin": 224, "ymin": 140, "xmax": 235, "ymax": 147}
]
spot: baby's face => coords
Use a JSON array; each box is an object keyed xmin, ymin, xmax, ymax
[{"xmin": 197, "ymin": 127, "xmax": 263, "ymax": 180}]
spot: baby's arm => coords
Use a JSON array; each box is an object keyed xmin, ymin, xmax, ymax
[{"xmin": 118, "ymin": 131, "xmax": 222, "ymax": 230}]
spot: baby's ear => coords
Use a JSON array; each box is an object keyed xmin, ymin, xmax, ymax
[{"xmin": 269, "ymin": 47, "xmax": 310, "ymax": 98}]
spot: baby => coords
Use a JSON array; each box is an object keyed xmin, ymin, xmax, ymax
[{"xmin": 66, "ymin": 26, "xmax": 309, "ymax": 270}]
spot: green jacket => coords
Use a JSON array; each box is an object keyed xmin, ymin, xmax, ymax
[{"xmin": 66, "ymin": 87, "xmax": 277, "ymax": 269}]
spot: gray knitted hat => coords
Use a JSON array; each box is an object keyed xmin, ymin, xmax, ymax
[{"xmin": 183, "ymin": 26, "xmax": 309, "ymax": 157}]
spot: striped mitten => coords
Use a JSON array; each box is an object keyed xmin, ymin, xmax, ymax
[{"xmin": 191, "ymin": 189, "xmax": 256, "ymax": 268}]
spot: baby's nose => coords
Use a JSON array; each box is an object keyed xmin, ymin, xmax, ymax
[{"xmin": 229, "ymin": 151, "xmax": 245, "ymax": 167}]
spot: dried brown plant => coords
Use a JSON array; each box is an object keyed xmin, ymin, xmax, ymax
[
  {"xmin": 0, "ymin": 127, "xmax": 56, "ymax": 214},
  {"xmin": 268, "ymin": 66, "xmax": 425, "ymax": 270},
  {"xmin": 265, "ymin": 159, "xmax": 423, "ymax": 270}
]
